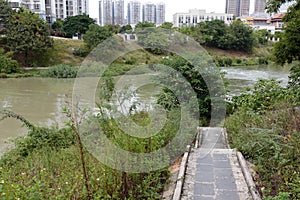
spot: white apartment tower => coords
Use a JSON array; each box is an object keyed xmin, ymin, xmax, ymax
[
  {"xmin": 99, "ymin": 0, "xmax": 113, "ymax": 25},
  {"xmin": 99, "ymin": 0, "xmax": 124, "ymax": 26},
  {"xmin": 112, "ymin": 0, "xmax": 124, "ymax": 25},
  {"xmin": 8, "ymin": 0, "xmax": 89, "ymax": 23},
  {"xmin": 50, "ymin": 0, "xmax": 88, "ymax": 21},
  {"xmin": 127, "ymin": 1, "xmax": 141, "ymax": 25},
  {"xmin": 8, "ymin": 0, "xmax": 46, "ymax": 18},
  {"xmin": 142, "ymin": 3, "xmax": 156, "ymax": 23},
  {"xmin": 156, "ymin": 3, "xmax": 165, "ymax": 25}
]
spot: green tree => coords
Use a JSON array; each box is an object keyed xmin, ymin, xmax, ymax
[
  {"xmin": 62, "ymin": 14, "xmax": 95, "ymax": 38},
  {"xmin": 5, "ymin": 9, "xmax": 53, "ymax": 66},
  {"xmin": 136, "ymin": 27, "xmax": 169, "ymax": 55},
  {"xmin": 178, "ymin": 20, "xmax": 255, "ymax": 52},
  {"xmin": 271, "ymin": 1, "xmax": 300, "ymax": 64},
  {"xmin": 226, "ymin": 19, "xmax": 255, "ymax": 52},
  {"xmin": 206, "ymin": 20, "xmax": 228, "ymax": 48},
  {"xmin": 288, "ymin": 64, "xmax": 300, "ymax": 101},
  {"xmin": 0, "ymin": 48, "xmax": 19, "ymax": 73},
  {"xmin": 0, "ymin": 0, "xmax": 13, "ymax": 34},
  {"xmin": 103, "ymin": 24, "xmax": 121, "ymax": 34},
  {"xmin": 255, "ymin": 29, "xmax": 272, "ymax": 45},
  {"xmin": 51, "ymin": 19, "xmax": 65, "ymax": 37},
  {"xmin": 157, "ymin": 55, "xmax": 223, "ymax": 125},
  {"xmin": 159, "ymin": 22, "xmax": 173, "ymax": 29},
  {"xmin": 135, "ymin": 21, "xmax": 156, "ymax": 29},
  {"xmin": 83, "ymin": 24, "xmax": 113, "ymax": 49},
  {"xmin": 51, "ymin": 18, "xmax": 63, "ymax": 31},
  {"xmin": 266, "ymin": 0, "xmax": 296, "ymax": 13},
  {"xmin": 120, "ymin": 24, "xmax": 133, "ymax": 33},
  {"xmin": 178, "ymin": 25, "xmax": 203, "ymax": 44}
]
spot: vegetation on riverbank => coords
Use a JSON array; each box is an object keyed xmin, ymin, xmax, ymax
[
  {"xmin": 224, "ymin": 1, "xmax": 300, "ymax": 197},
  {"xmin": 0, "ymin": 107, "xmax": 185, "ymax": 199},
  {"xmin": 0, "ymin": 39, "xmax": 278, "ymax": 79},
  {"xmin": 225, "ymin": 64, "xmax": 300, "ymax": 199}
]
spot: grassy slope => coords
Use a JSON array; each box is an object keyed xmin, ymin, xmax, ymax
[
  {"xmin": 41, "ymin": 38, "xmax": 85, "ymax": 67},
  {"xmin": 205, "ymin": 43, "xmax": 274, "ymax": 59}
]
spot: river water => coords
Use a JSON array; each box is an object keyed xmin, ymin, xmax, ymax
[
  {"xmin": 221, "ymin": 65, "xmax": 291, "ymax": 97},
  {"xmin": 0, "ymin": 66, "xmax": 291, "ymax": 155}
]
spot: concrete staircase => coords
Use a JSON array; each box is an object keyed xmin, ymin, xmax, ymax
[{"xmin": 176, "ymin": 128, "xmax": 261, "ymax": 200}]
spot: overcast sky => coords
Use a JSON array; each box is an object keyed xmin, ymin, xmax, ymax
[{"xmin": 89, "ymin": 0, "xmax": 256, "ymax": 22}]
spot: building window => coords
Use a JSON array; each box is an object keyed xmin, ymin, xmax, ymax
[
  {"xmin": 34, "ymin": 4, "xmax": 40, "ymax": 10},
  {"xmin": 186, "ymin": 16, "xmax": 190, "ymax": 24},
  {"xmin": 179, "ymin": 16, "xmax": 183, "ymax": 23},
  {"xmin": 9, "ymin": 2, "xmax": 19, "ymax": 8},
  {"xmin": 193, "ymin": 16, "xmax": 197, "ymax": 23}
]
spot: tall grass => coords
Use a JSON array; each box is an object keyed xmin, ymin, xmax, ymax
[{"xmin": 0, "ymin": 107, "xmax": 176, "ymax": 199}]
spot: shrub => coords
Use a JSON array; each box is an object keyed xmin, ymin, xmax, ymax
[
  {"xmin": 225, "ymin": 77, "xmax": 300, "ymax": 199},
  {"xmin": 0, "ymin": 49, "xmax": 19, "ymax": 74},
  {"xmin": 245, "ymin": 58, "xmax": 259, "ymax": 65},
  {"xmin": 214, "ymin": 57, "xmax": 233, "ymax": 67},
  {"xmin": 0, "ymin": 73, "xmax": 7, "ymax": 78},
  {"xmin": 0, "ymin": 108, "xmax": 171, "ymax": 199},
  {"xmin": 225, "ymin": 103, "xmax": 300, "ymax": 199},
  {"xmin": 288, "ymin": 64, "xmax": 300, "ymax": 102},
  {"xmin": 223, "ymin": 57, "xmax": 233, "ymax": 66},
  {"xmin": 258, "ymin": 57, "xmax": 269, "ymax": 65},
  {"xmin": 230, "ymin": 79, "xmax": 288, "ymax": 113},
  {"xmin": 125, "ymin": 57, "xmax": 138, "ymax": 65},
  {"xmin": 236, "ymin": 58, "xmax": 242, "ymax": 64},
  {"xmin": 73, "ymin": 47, "xmax": 90, "ymax": 57},
  {"xmin": 41, "ymin": 64, "xmax": 78, "ymax": 78}
]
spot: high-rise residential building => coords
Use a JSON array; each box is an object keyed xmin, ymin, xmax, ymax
[
  {"xmin": 8, "ymin": 0, "xmax": 46, "ymax": 18},
  {"xmin": 52, "ymin": 0, "xmax": 88, "ymax": 20},
  {"xmin": 7, "ymin": 0, "xmax": 89, "ymax": 23},
  {"xmin": 99, "ymin": 0, "xmax": 113, "ymax": 25},
  {"xmin": 226, "ymin": 0, "xmax": 238, "ymax": 17},
  {"xmin": 254, "ymin": 0, "xmax": 266, "ymax": 14},
  {"xmin": 156, "ymin": 3, "xmax": 165, "ymax": 25},
  {"xmin": 226, "ymin": 0, "xmax": 250, "ymax": 17},
  {"xmin": 112, "ymin": 0, "xmax": 124, "ymax": 25},
  {"xmin": 142, "ymin": 3, "xmax": 156, "ymax": 23},
  {"xmin": 99, "ymin": 0, "xmax": 124, "ymax": 26},
  {"xmin": 240, "ymin": 0, "xmax": 250, "ymax": 16},
  {"xmin": 127, "ymin": 1, "xmax": 141, "ymax": 25}
]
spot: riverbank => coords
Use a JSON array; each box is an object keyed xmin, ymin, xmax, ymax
[
  {"xmin": 1, "ymin": 37, "xmax": 280, "ymax": 79},
  {"xmin": 0, "ymin": 106, "xmax": 189, "ymax": 199},
  {"xmin": 224, "ymin": 65, "xmax": 300, "ymax": 199}
]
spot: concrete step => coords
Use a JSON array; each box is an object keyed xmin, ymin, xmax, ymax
[{"xmin": 181, "ymin": 128, "xmax": 256, "ymax": 200}]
